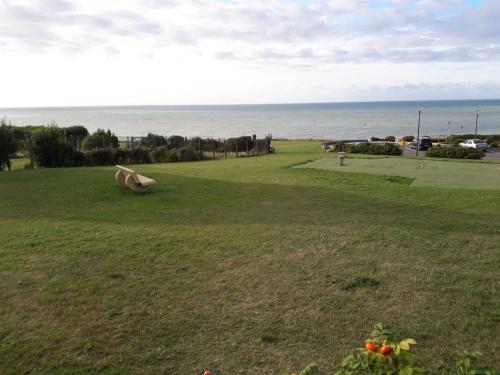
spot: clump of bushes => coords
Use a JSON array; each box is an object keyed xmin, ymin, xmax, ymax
[
  {"xmin": 369, "ymin": 136, "xmax": 396, "ymax": 142},
  {"xmin": 426, "ymin": 146, "xmax": 484, "ymax": 159},
  {"xmin": 85, "ymin": 148, "xmax": 151, "ymax": 166},
  {"xmin": 82, "ymin": 129, "xmax": 119, "ymax": 150},
  {"xmin": 334, "ymin": 142, "xmax": 402, "ymax": 156},
  {"xmin": 32, "ymin": 126, "xmax": 85, "ymax": 167},
  {"xmin": 149, "ymin": 146, "xmax": 207, "ymax": 163},
  {"xmin": 65, "ymin": 125, "xmax": 89, "ymax": 149},
  {"xmin": 6, "ymin": 123, "xmax": 273, "ymax": 169},
  {"xmin": 0, "ymin": 122, "xmax": 20, "ymax": 171}
]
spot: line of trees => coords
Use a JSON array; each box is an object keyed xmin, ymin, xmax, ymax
[{"xmin": 0, "ymin": 121, "xmax": 273, "ymax": 170}]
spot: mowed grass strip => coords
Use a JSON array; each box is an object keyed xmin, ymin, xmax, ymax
[
  {"xmin": 0, "ymin": 141, "xmax": 499, "ymax": 374},
  {"xmin": 296, "ymin": 156, "xmax": 500, "ymax": 190}
]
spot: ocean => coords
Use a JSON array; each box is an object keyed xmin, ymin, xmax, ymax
[{"xmin": 1, "ymin": 100, "xmax": 499, "ymax": 140}]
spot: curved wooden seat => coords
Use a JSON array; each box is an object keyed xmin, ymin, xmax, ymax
[{"xmin": 115, "ymin": 165, "xmax": 156, "ymax": 192}]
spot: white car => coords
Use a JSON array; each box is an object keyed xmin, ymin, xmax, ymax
[{"xmin": 459, "ymin": 139, "xmax": 489, "ymax": 150}]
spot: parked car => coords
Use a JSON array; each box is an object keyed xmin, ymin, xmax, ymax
[
  {"xmin": 459, "ymin": 139, "xmax": 489, "ymax": 150},
  {"xmin": 409, "ymin": 136, "xmax": 432, "ymax": 150}
]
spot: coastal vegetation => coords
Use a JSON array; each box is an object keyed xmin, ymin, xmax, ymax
[
  {"xmin": 332, "ymin": 142, "xmax": 403, "ymax": 156},
  {"xmin": 0, "ymin": 141, "xmax": 498, "ymax": 373},
  {"xmin": 0, "ymin": 122, "xmax": 19, "ymax": 170},
  {"xmin": 426, "ymin": 146, "xmax": 485, "ymax": 159},
  {"xmin": 0, "ymin": 123, "xmax": 273, "ymax": 169}
]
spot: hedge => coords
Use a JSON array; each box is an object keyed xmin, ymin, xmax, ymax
[
  {"xmin": 334, "ymin": 142, "xmax": 402, "ymax": 156},
  {"xmin": 426, "ymin": 146, "xmax": 484, "ymax": 159},
  {"xmin": 84, "ymin": 148, "xmax": 151, "ymax": 166},
  {"xmin": 149, "ymin": 146, "xmax": 207, "ymax": 163}
]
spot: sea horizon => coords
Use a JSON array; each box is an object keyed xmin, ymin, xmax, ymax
[
  {"xmin": 2, "ymin": 99, "xmax": 500, "ymax": 140},
  {"xmin": 2, "ymin": 98, "xmax": 500, "ymax": 110}
]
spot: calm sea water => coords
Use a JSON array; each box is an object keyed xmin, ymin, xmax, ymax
[{"xmin": 1, "ymin": 100, "xmax": 499, "ymax": 139}]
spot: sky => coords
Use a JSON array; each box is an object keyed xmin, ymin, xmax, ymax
[{"xmin": 1, "ymin": 0, "xmax": 500, "ymax": 107}]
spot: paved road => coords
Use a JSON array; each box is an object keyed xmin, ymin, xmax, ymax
[{"xmin": 484, "ymin": 150, "xmax": 500, "ymax": 161}]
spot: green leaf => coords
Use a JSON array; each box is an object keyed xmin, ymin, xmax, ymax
[{"xmin": 299, "ymin": 362, "xmax": 318, "ymax": 375}]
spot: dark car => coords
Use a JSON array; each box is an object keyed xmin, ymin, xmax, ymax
[{"xmin": 409, "ymin": 136, "xmax": 432, "ymax": 150}]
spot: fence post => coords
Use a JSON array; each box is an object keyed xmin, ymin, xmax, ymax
[
  {"xmin": 224, "ymin": 139, "xmax": 227, "ymax": 158},
  {"xmin": 212, "ymin": 138, "xmax": 215, "ymax": 159},
  {"xmin": 198, "ymin": 139, "xmax": 202, "ymax": 157},
  {"xmin": 246, "ymin": 138, "xmax": 249, "ymax": 155},
  {"xmin": 165, "ymin": 135, "xmax": 168, "ymax": 151},
  {"xmin": 235, "ymin": 140, "xmax": 239, "ymax": 157}
]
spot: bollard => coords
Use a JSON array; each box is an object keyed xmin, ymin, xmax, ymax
[{"xmin": 338, "ymin": 152, "xmax": 347, "ymax": 166}]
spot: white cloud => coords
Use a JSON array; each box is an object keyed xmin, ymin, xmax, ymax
[{"xmin": 0, "ymin": 0, "xmax": 499, "ymax": 106}]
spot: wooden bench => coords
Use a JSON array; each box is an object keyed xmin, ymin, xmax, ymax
[{"xmin": 115, "ymin": 165, "xmax": 156, "ymax": 192}]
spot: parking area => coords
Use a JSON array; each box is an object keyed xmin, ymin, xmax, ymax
[{"xmin": 484, "ymin": 150, "xmax": 500, "ymax": 161}]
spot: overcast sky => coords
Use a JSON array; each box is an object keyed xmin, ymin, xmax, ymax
[{"xmin": 1, "ymin": 0, "xmax": 500, "ymax": 107}]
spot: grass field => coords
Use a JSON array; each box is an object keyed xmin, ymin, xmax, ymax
[
  {"xmin": 0, "ymin": 141, "xmax": 499, "ymax": 374},
  {"xmin": 297, "ymin": 156, "xmax": 500, "ymax": 189}
]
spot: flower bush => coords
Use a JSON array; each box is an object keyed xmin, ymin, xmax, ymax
[{"xmin": 279, "ymin": 324, "xmax": 498, "ymax": 375}]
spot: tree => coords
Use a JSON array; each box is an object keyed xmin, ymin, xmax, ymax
[
  {"xmin": 167, "ymin": 135, "xmax": 185, "ymax": 149},
  {"xmin": 0, "ymin": 123, "xmax": 19, "ymax": 171},
  {"xmin": 65, "ymin": 126, "xmax": 89, "ymax": 149},
  {"xmin": 141, "ymin": 133, "xmax": 167, "ymax": 149}
]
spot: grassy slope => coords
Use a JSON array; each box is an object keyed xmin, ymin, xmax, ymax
[
  {"xmin": 297, "ymin": 156, "xmax": 500, "ymax": 189},
  {"xmin": 0, "ymin": 141, "xmax": 499, "ymax": 374}
]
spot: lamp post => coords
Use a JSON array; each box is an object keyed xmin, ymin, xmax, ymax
[
  {"xmin": 474, "ymin": 110, "xmax": 480, "ymax": 137},
  {"xmin": 416, "ymin": 105, "xmax": 422, "ymax": 157}
]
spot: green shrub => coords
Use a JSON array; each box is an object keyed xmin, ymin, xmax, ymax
[
  {"xmin": 225, "ymin": 136, "xmax": 255, "ymax": 152},
  {"xmin": 167, "ymin": 135, "xmax": 186, "ymax": 149},
  {"xmin": 284, "ymin": 324, "xmax": 498, "ymax": 375},
  {"xmin": 65, "ymin": 125, "xmax": 89, "ymax": 149},
  {"xmin": 82, "ymin": 129, "xmax": 119, "ymax": 150},
  {"xmin": 0, "ymin": 124, "xmax": 19, "ymax": 170},
  {"xmin": 140, "ymin": 133, "xmax": 167, "ymax": 149},
  {"xmin": 149, "ymin": 145, "xmax": 206, "ymax": 163},
  {"xmin": 65, "ymin": 125, "xmax": 89, "ymax": 137},
  {"xmin": 84, "ymin": 148, "xmax": 151, "ymax": 166},
  {"xmin": 334, "ymin": 142, "xmax": 402, "ymax": 156},
  {"xmin": 32, "ymin": 126, "xmax": 84, "ymax": 167},
  {"xmin": 426, "ymin": 146, "xmax": 484, "ymax": 159}
]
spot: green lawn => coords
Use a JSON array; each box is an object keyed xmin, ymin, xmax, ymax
[
  {"xmin": 296, "ymin": 156, "xmax": 500, "ymax": 190},
  {"xmin": 0, "ymin": 141, "xmax": 499, "ymax": 374}
]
